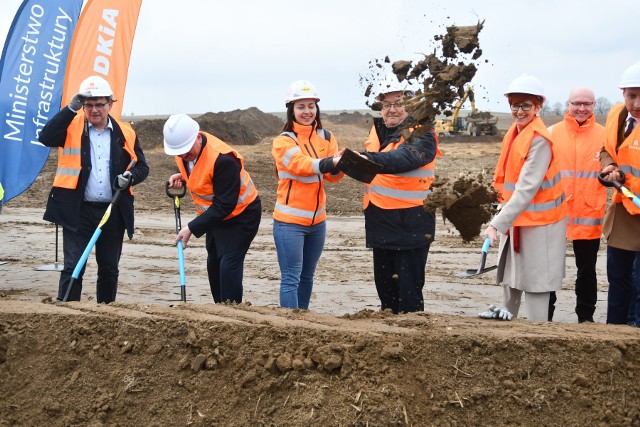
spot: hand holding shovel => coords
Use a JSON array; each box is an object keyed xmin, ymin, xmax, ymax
[
  {"xmin": 166, "ymin": 180, "xmax": 187, "ymax": 302},
  {"xmin": 598, "ymin": 170, "xmax": 640, "ymax": 208}
]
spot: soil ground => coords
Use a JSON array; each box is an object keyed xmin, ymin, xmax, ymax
[{"xmin": 1, "ymin": 112, "xmax": 639, "ymax": 427}]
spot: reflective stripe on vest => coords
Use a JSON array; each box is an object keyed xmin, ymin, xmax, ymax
[
  {"xmin": 362, "ymin": 125, "xmax": 437, "ymax": 210},
  {"xmin": 176, "ymin": 132, "xmax": 258, "ymax": 218},
  {"xmin": 604, "ymin": 104, "xmax": 640, "ymax": 215},
  {"xmin": 53, "ymin": 113, "xmax": 137, "ymax": 195},
  {"xmin": 493, "ymin": 116, "xmax": 567, "ymax": 226}
]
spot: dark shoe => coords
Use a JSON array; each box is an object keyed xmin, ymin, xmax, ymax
[{"xmin": 578, "ymin": 317, "xmax": 594, "ymax": 323}]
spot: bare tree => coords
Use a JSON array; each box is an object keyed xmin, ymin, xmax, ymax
[
  {"xmin": 553, "ymin": 102, "xmax": 565, "ymax": 115},
  {"xmin": 595, "ymin": 97, "xmax": 612, "ymax": 115},
  {"xmin": 540, "ymin": 103, "xmax": 552, "ymax": 116}
]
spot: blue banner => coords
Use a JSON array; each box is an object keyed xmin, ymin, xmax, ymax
[{"xmin": 0, "ymin": 0, "xmax": 83, "ymax": 203}]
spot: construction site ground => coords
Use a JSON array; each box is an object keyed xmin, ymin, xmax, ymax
[{"xmin": 2, "ymin": 112, "xmax": 639, "ymax": 427}]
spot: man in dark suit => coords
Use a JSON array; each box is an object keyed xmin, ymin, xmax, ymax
[{"xmin": 39, "ymin": 75, "xmax": 149, "ymax": 303}]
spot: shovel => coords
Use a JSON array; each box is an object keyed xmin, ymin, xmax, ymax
[
  {"xmin": 598, "ymin": 171, "xmax": 640, "ymax": 208},
  {"xmin": 336, "ymin": 148, "xmax": 383, "ymax": 183},
  {"xmin": 62, "ymin": 162, "xmax": 135, "ymax": 302},
  {"xmin": 166, "ymin": 180, "xmax": 187, "ymax": 302},
  {"xmin": 457, "ymin": 237, "xmax": 497, "ymax": 278}
]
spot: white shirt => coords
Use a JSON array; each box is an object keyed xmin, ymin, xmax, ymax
[{"xmin": 84, "ymin": 119, "xmax": 114, "ymax": 202}]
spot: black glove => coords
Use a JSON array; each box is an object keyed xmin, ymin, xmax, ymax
[
  {"xmin": 68, "ymin": 92, "xmax": 90, "ymax": 111},
  {"xmin": 116, "ymin": 171, "xmax": 132, "ymax": 189}
]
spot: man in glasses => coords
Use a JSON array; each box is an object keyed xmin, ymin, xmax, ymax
[
  {"xmin": 39, "ymin": 75, "xmax": 149, "ymax": 303},
  {"xmin": 352, "ymin": 74, "xmax": 439, "ymax": 314},
  {"xmin": 547, "ymin": 87, "xmax": 606, "ymax": 323},
  {"xmin": 599, "ymin": 61, "xmax": 640, "ymax": 326}
]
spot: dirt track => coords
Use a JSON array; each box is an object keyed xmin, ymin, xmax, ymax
[{"xmin": 2, "ymin": 113, "xmax": 639, "ymax": 426}]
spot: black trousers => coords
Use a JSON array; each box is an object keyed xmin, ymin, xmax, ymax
[
  {"xmin": 204, "ymin": 200, "xmax": 261, "ymax": 303},
  {"xmin": 549, "ymin": 238, "xmax": 600, "ymax": 322},
  {"xmin": 372, "ymin": 246, "xmax": 429, "ymax": 314},
  {"xmin": 58, "ymin": 202, "xmax": 125, "ymax": 303}
]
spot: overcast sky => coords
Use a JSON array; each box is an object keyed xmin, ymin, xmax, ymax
[{"xmin": 1, "ymin": 0, "xmax": 637, "ymax": 116}]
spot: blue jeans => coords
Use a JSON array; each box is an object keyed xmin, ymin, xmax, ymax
[
  {"xmin": 606, "ymin": 246, "xmax": 640, "ymax": 326},
  {"xmin": 273, "ymin": 220, "xmax": 326, "ymax": 309}
]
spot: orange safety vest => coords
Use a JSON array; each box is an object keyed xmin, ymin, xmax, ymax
[
  {"xmin": 551, "ymin": 113, "xmax": 606, "ymax": 239},
  {"xmin": 604, "ymin": 103, "xmax": 640, "ymax": 215},
  {"xmin": 493, "ymin": 116, "xmax": 567, "ymax": 226},
  {"xmin": 176, "ymin": 132, "xmax": 258, "ymax": 218},
  {"xmin": 272, "ymin": 121, "xmax": 342, "ymax": 226},
  {"xmin": 363, "ymin": 126, "xmax": 442, "ymax": 210},
  {"xmin": 53, "ymin": 112, "xmax": 137, "ymax": 195}
]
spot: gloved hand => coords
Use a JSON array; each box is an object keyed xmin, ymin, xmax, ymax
[
  {"xmin": 68, "ymin": 92, "xmax": 90, "ymax": 111},
  {"xmin": 117, "ymin": 171, "xmax": 132, "ymax": 189},
  {"xmin": 496, "ymin": 307, "xmax": 513, "ymax": 321},
  {"xmin": 478, "ymin": 304, "xmax": 499, "ymax": 319}
]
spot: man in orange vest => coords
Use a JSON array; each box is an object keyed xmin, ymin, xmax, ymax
[
  {"xmin": 600, "ymin": 61, "xmax": 640, "ymax": 326},
  {"xmin": 39, "ymin": 76, "xmax": 149, "ymax": 303},
  {"xmin": 548, "ymin": 87, "xmax": 606, "ymax": 323},
  {"xmin": 352, "ymin": 76, "xmax": 439, "ymax": 314},
  {"xmin": 163, "ymin": 114, "xmax": 261, "ymax": 304}
]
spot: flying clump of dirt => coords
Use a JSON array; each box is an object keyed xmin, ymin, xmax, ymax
[
  {"xmin": 361, "ymin": 20, "xmax": 499, "ymax": 241},
  {"xmin": 424, "ymin": 175, "xmax": 498, "ymax": 242}
]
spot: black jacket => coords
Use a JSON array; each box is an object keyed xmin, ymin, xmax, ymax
[
  {"xmin": 39, "ymin": 107, "xmax": 149, "ymax": 239},
  {"xmin": 361, "ymin": 118, "xmax": 437, "ymax": 250}
]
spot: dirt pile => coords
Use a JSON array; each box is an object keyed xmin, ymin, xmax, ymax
[
  {"xmin": 2, "ymin": 302, "xmax": 640, "ymax": 426},
  {"xmin": 132, "ymin": 107, "xmax": 284, "ymax": 150}
]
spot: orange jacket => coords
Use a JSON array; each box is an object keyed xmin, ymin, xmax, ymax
[
  {"xmin": 604, "ymin": 103, "xmax": 640, "ymax": 215},
  {"xmin": 363, "ymin": 126, "xmax": 442, "ymax": 209},
  {"xmin": 176, "ymin": 132, "xmax": 258, "ymax": 218},
  {"xmin": 551, "ymin": 113, "xmax": 606, "ymax": 239},
  {"xmin": 493, "ymin": 116, "xmax": 567, "ymax": 226},
  {"xmin": 272, "ymin": 122, "xmax": 342, "ymax": 226},
  {"xmin": 53, "ymin": 112, "xmax": 137, "ymax": 195}
]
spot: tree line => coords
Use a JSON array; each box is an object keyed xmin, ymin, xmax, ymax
[{"xmin": 540, "ymin": 97, "xmax": 613, "ymax": 116}]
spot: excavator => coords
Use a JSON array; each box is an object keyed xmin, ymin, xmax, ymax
[{"xmin": 434, "ymin": 86, "xmax": 498, "ymax": 138}]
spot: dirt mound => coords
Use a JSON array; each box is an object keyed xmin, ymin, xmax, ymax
[
  {"xmin": 132, "ymin": 107, "xmax": 284, "ymax": 150},
  {"xmin": 326, "ymin": 111, "xmax": 375, "ymax": 128}
]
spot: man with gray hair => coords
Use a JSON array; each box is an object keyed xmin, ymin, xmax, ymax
[{"xmin": 547, "ymin": 87, "xmax": 606, "ymax": 322}]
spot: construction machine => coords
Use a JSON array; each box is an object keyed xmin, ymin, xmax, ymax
[{"xmin": 434, "ymin": 86, "xmax": 498, "ymax": 138}]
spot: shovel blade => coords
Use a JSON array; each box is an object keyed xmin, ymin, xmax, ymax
[{"xmin": 456, "ymin": 264, "xmax": 498, "ymax": 278}]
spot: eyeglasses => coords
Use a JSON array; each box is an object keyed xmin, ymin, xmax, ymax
[
  {"xmin": 381, "ymin": 102, "xmax": 404, "ymax": 111},
  {"xmin": 510, "ymin": 103, "xmax": 534, "ymax": 112},
  {"xmin": 84, "ymin": 102, "xmax": 107, "ymax": 110},
  {"xmin": 568, "ymin": 101, "xmax": 595, "ymax": 108}
]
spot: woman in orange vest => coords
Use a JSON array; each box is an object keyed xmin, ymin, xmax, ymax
[
  {"xmin": 272, "ymin": 80, "xmax": 343, "ymax": 309},
  {"xmin": 163, "ymin": 114, "xmax": 261, "ymax": 304},
  {"xmin": 480, "ymin": 74, "xmax": 568, "ymax": 322}
]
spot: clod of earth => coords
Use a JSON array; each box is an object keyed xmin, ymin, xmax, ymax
[{"xmin": 424, "ymin": 176, "xmax": 498, "ymax": 242}]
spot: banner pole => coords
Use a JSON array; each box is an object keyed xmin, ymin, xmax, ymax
[{"xmin": 34, "ymin": 224, "xmax": 63, "ymax": 272}]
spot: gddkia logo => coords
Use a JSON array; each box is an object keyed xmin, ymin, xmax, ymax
[{"xmin": 631, "ymin": 140, "xmax": 640, "ymax": 151}]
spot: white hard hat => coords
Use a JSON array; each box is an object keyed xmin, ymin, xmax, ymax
[
  {"xmin": 618, "ymin": 62, "xmax": 640, "ymax": 89},
  {"xmin": 504, "ymin": 74, "xmax": 545, "ymax": 102},
  {"xmin": 163, "ymin": 114, "xmax": 200, "ymax": 156},
  {"xmin": 79, "ymin": 75, "xmax": 113, "ymax": 97},
  {"xmin": 285, "ymin": 80, "xmax": 320, "ymax": 105},
  {"xmin": 375, "ymin": 74, "xmax": 418, "ymax": 100}
]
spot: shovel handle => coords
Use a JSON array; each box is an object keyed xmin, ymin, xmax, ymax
[
  {"xmin": 481, "ymin": 236, "xmax": 491, "ymax": 254},
  {"xmin": 166, "ymin": 180, "xmax": 187, "ymax": 198},
  {"xmin": 598, "ymin": 170, "xmax": 625, "ymax": 188}
]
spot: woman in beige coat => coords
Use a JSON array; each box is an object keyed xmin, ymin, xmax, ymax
[{"xmin": 479, "ymin": 74, "xmax": 568, "ymax": 322}]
